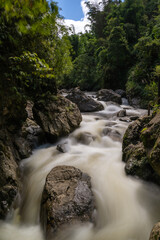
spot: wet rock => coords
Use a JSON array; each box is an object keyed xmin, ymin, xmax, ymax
[
  {"xmin": 14, "ymin": 104, "xmax": 45, "ymax": 159},
  {"xmin": 130, "ymin": 116, "xmax": 139, "ymax": 121},
  {"xmin": 122, "ymin": 112, "xmax": 160, "ymax": 185},
  {"xmin": 127, "ymin": 97, "xmax": 142, "ymax": 109},
  {"xmin": 122, "ymin": 98, "xmax": 129, "ymax": 105},
  {"xmin": 105, "ymin": 101, "xmax": 121, "ymax": 107},
  {"xmin": 119, "ymin": 118, "xmax": 132, "ymax": 123},
  {"xmin": 149, "ymin": 222, "xmax": 160, "ymax": 240},
  {"xmin": 40, "ymin": 166, "xmax": 96, "ymax": 239},
  {"xmin": 14, "ymin": 137, "xmax": 32, "ymax": 159},
  {"xmin": 123, "ymin": 142, "xmax": 159, "ymax": 182},
  {"xmin": 76, "ymin": 132, "xmax": 96, "ymax": 145},
  {"xmin": 115, "ymin": 89, "xmax": 126, "ymax": 98},
  {"xmin": 0, "ymin": 130, "xmax": 21, "ymax": 219},
  {"xmin": 66, "ymin": 88, "xmax": 104, "ymax": 112},
  {"xmin": 97, "ymin": 89, "xmax": 122, "ymax": 104},
  {"xmin": 57, "ymin": 142, "xmax": 70, "ymax": 153},
  {"xmin": 140, "ymin": 112, "xmax": 160, "ymax": 176},
  {"xmin": 33, "ymin": 95, "xmax": 82, "ymax": 142},
  {"xmin": 117, "ymin": 110, "xmax": 126, "ymax": 117},
  {"xmin": 102, "ymin": 128, "xmax": 122, "ymax": 142},
  {"xmin": 105, "ymin": 122, "xmax": 117, "ymax": 127},
  {"xmin": 0, "ymin": 98, "xmax": 29, "ymax": 219}
]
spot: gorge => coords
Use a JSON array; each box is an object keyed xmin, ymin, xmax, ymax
[{"xmin": 0, "ymin": 94, "xmax": 160, "ymax": 240}]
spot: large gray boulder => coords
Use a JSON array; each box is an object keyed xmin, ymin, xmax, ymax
[
  {"xmin": 40, "ymin": 166, "xmax": 96, "ymax": 239},
  {"xmin": 66, "ymin": 88, "xmax": 104, "ymax": 112},
  {"xmin": 33, "ymin": 95, "xmax": 82, "ymax": 142},
  {"xmin": 97, "ymin": 89, "xmax": 122, "ymax": 104}
]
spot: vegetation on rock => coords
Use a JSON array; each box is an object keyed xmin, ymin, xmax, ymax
[{"xmin": 122, "ymin": 111, "xmax": 160, "ymax": 185}]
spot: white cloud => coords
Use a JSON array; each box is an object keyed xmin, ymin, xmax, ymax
[{"xmin": 64, "ymin": 0, "xmax": 103, "ymax": 34}]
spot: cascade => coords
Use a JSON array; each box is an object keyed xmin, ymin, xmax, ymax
[{"xmin": 0, "ymin": 100, "xmax": 160, "ymax": 240}]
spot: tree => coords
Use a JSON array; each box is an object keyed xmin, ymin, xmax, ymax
[
  {"xmin": 0, "ymin": 0, "xmax": 72, "ymax": 127},
  {"xmin": 97, "ymin": 26, "xmax": 131, "ymax": 89}
]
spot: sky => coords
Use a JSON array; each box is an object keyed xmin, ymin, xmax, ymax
[{"xmin": 56, "ymin": 0, "xmax": 102, "ymax": 34}]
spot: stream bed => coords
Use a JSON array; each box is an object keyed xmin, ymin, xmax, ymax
[{"xmin": 0, "ymin": 101, "xmax": 160, "ymax": 240}]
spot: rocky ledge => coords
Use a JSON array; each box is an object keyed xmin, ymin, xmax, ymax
[
  {"xmin": 0, "ymin": 95, "xmax": 82, "ymax": 220},
  {"xmin": 40, "ymin": 165, "xmax": 96, "ymax": 239},
  {"xmin": 122, "ymin": 111, "xmax": 160, "ymax": 239},
  {"xmin": 122, "ymin": 111, "xmax": 160, "ymax": 185}
]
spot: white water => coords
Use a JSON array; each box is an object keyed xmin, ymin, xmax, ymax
[{"xmin": 0, "ymin": 102, "xmax": 160, "ymax": 240}]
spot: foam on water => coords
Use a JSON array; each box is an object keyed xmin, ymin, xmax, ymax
[{"xmin": 0, "ymin": 102, "xmax": 159, "ymax": 240}]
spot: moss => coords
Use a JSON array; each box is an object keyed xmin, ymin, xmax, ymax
[
  {"xmin": 65, "ymin": 104, "xmax": 74, "ymax": 112},
  {"xmin": 122, "ymin": 131, "xmax": 129, "ymax": 150},
  {"xmin": 141, "ymin": 127, "xmax": 147, "ymax": 133},
  {"xmin": 50, "ymin": 95, "xmax": 59, "ymax": 102}
]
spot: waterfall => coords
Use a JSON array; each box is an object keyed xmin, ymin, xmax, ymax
[{"xmin": 0, "ymin": 101, "xmax": 160, "ymax": 240}]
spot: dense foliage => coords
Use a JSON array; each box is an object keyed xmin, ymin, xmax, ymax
[
  {"xmin": 60, "ymin": 0, "xmax": 160, "ymax": 107},
  {"xmin": 0, "ymin": 0, "xmax": 72, "ymax": 127},
  {"xmin": 1, "ymin": 0, "xmax": 160, "ymax": 122}
]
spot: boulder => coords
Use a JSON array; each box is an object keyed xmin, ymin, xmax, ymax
[
  {"xmin": 66, "ymin": 88, "xmax": 104, "ymax": 112},
  {"xmin": 130, "ymin": 116, "xmax": 139, "ymax": 121},
  {"xmin": 149, "ymin": 222, "xmax": 160, "ymax": 240},
  {"xmin": 33, "ymin": 95, "xmax": 82, "ymax": 142},
  {"xmin": 123, "ymin": 142, "xmax": 159, "ymax": 182},
  {"xmin": 117, "ymin": 109, "xmax": 126, "ymax": 117},
  {"xmin": 122, "ymin": 112, "xmax": 160, "ymax": 185},
  {"xmin": 56, "ymin": 142, "xmax": 70, "ymax": 153},
  {"xmin": 115, "ymin": 89, "xmax": 126, "ymax": 98},
  {"xmin": 97, "ymin": 89, "xmax": 122, "ymax": 104},
  {"xmin": 127, "ymin": 97, "xmax": 142, "ymax": 109},
  {"xmin": 40, "ymin": 166, "xmax": 96, "ymax": 239},
  {"xmin": 14, "ymin": 118, "xmax": 45, "ymax": 159},
  {"xmin": 102, "ymin": 128, "xmax": 122, "ymax": 142},
  {"xmin": 76, "ymin": 132, "xmax": 96, "ymax": 145},
  {"xmin": 140, "ymin": 112, "xmax": 160, "ymax": 176},
  {"xmin": 119, "ymin": 117, "xmax": 132, "ymax": 123}
]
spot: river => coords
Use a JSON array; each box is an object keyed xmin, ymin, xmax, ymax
[{"xmin": 0, "ymin": 100, "xmax": 160, "ymax": 240}]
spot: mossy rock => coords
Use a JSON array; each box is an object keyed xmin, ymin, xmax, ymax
[
  {"xmin": 149, "ymin": 137, "xmax": 160, "ymax": 176},
  {"xmin": 33, "ymin": 95, "xmax": 82, "ymax": 142},
  {"xmin": 122, "ymin": 111, "xmax": 160, "ymax": 185}
]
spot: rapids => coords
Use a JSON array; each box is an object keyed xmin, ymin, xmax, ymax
[{"xmin": 0, "ymin": 101, "xmax": 160, "ymax": 240}]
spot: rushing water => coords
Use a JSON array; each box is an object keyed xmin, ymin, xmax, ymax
[{"xmin": 1, "ymin": 101, "xmax": 160, "ymax": 240}]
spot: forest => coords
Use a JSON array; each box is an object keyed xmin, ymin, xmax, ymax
[
  {"xmin": 63, "ymin": 0, "xmax": 160, "ymax": 108},
  {"xmin": 1, "ymin": 1, "xmax": 160, "ymax": 239},
  {"xmin": 0, "ymin": 0, "xmax": 160, "ymax": 122}
]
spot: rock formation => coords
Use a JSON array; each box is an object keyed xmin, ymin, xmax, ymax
[
  {"xmin": 66, "ymin": 88, "xmax": 104, "ymax": 112},
  {"xmin": 33, "ymin": 95, "xmax": 82, "ymax": 142},
  {"xmin": 40, "ymin": 166, "xmax": 96, "ymax": 239},
  {"xmin": 0, "ymin": 95, "xmax": 82, "ymax": 219},
  {"xmin": 149, "ymin": 222, "xmax": 160, "ymax": 240},
  {"xmin": 97, "ymin": 89, "xmax": 122, "ymax": 104},
  {"xmin": 122, "ymin": 111, "xmax": 160, "ymax": 184}
]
